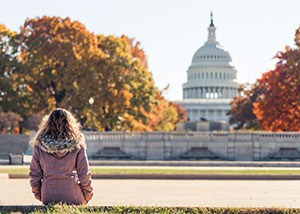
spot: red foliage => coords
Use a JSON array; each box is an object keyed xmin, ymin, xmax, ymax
[{"xmin": 253, "ymin": 27, "xmax": 300, "ymax": 131}]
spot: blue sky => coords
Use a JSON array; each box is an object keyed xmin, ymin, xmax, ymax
[{"xmin": 1, "ymin": 0, "xmax": 300, "ymax": 100}]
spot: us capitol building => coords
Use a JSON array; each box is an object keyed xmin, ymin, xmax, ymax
[{"xmin": 176, "ymin": 14, "xmax": 238, "ymax": 122}]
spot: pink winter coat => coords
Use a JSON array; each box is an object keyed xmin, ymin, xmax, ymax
[{"xmin": 29, "ymin": 136, "xmax": 93, "ymax": 205}]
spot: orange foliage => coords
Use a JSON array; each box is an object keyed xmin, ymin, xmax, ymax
[{"xmin": 1, "ymin": 16, "xmax": 185, "ymax": 132}]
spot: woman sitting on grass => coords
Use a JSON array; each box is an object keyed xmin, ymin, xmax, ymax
[{"xmin": 29, "ymin": 108, "xmax": 93, "ymax": 205}]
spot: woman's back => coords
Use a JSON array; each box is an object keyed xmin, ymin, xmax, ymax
[{"xmin": 29, "ymin": 108, "xmax": 93, "ymax": 205}]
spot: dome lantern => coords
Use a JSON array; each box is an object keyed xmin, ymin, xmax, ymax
[{"xmin": 206, "ymin": 11, "xmax": 217, "ymax": 45}]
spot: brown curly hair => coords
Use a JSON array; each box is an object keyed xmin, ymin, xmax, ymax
[{"xmin": 32, "ymin": 108, "xmax": 85, "ymax": 148}]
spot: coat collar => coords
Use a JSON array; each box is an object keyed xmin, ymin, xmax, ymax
[{"xmin": 37, "ymin": 135, "xmax": 84, "ymax": 154}]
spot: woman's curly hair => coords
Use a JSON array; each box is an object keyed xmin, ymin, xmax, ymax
[{"xmin": 32, "ymin": 108, "xmax": 85, "ymax": 148}]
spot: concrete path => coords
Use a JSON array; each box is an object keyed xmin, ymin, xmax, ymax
[{"xmin": 1, "ymin": 179, "xmax": 300, "ymax": 207}]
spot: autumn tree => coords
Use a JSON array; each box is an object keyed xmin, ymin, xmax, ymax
[
  {"xmin": 19, "ymin": 16, "xmax": 101, "ymax": 115},
  {"xmin": 227, "ymin": 83, "xmax": 263, "ymax": 130},
  {"xmin": 0, "ymin": 24, "xmax": 27, "ymax": 114},
  {"xmin": 89, "ymin": 35, "xmax": 160, "ymax": 131},
  {"xmin": 0, "ymin": 24, "xmax": 35, "ymax": 133},
  {"xmin": 169, "ymin": 101, "xmax": 187, "ymax": 124},
  {"xmin": 2, "ymin": 16, "xmax": 184, "ymax": 132},
  {"xmin": 252, "ymin": 27, "xmax": 300, "ymax": 131},
  {"xmin": 0, "ymin": 112, "xmax": 23, "ymax": 134},
  {"xmin": 21, "ymin": 113, "xmax": 43, "ymax": 131},
  {"xmin": 143, "ymin": 93, "xmax": 188, "ymax": 131}
]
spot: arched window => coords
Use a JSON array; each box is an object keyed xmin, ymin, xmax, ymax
[{"xmin": 215, "ymin": 72, "xmax": 218, "ymax": 79}]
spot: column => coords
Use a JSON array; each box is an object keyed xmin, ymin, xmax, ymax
[
  {"xmin": 195, "ymin": 87, "xmax": 199, "ymax": 98},
  {"xmin": 212, "ymin": 87, "xmax": 216, "ymax": 99},
  {"xmin": 220, "ymin": 87, "xmax": 223, "ymax": 98},
  {"xmin": 225, "ymin": 87, "xmax": 228, "ymax": 98}
]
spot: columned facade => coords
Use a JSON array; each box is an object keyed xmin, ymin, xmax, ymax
[
  {"xmin": 183, "ymin": 86, "xmax": 238, "ymax": 99},
  {"xmin": 176, "ymin": 13, "xmax": 239, "ymax": 122}
]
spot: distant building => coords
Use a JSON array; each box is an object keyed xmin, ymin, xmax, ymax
[{"xmin": 176, "ymin": 13, "xmax": 239, "ymax": 122}]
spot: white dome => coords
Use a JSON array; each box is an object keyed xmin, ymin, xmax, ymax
[
  {"xmin": 177, "ymin": 13, "xmax": 239, "ymax": 122},
  {"xmin": 192, "ymin": 43, "xmax": 232, "ymax": 64}
]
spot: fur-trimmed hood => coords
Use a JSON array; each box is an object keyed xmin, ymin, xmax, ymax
[{"xmin": 36, "ymin": 135, "xmax": 86, "ymax": 154}]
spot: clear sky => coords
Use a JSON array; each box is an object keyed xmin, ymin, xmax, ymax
[{"xmin": 1, "ymin": 0, "xmax": 300, "ymax": 101}]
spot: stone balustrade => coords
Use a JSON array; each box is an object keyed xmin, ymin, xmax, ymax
[
  {"xmin": 83, "ymin": 131, "xmax": 300, "ymax": 161},
  {"xmin": 2, "ymin": 131, "xmax": 300, "ymax": 161}
]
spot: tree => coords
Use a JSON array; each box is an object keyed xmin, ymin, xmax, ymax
[
  {"xmin": 168, "ymin": 101, "xmax": 187, "ymax": 124},
  {"xmin": 90, "ymin": 35, "xmax": 160, "ymax": 131},
  {"xmin": 0, "ymin": 112, "xmax": 23, "ymax": 134},
  {"xmin": 252, "ymin": 27, "xmax": 300, "ymax": 131},
  {"xmin": 19, "ymin": 16, "xmax": 101, "ymax": 114},
  {"xmin": 227, "ymin": 83, "xmax": 263, "ymax": 130},
  {"xmin": 0, "ymin": 24, "xmax": 25, "ymax": 113},
  {"xmin": 21, "ymin": 113, "xmax": 43, "ymax": 131},
  {"xmin": 2, "ymin": 16, "xmax": 183, "ymax": 132},
  {"xmin": 0, "ymin": 24, "xmax": 33, "ymax": 133},
  {"xmin": 145, "ymin": 94, "xmax": 180, "ymax": 131}
]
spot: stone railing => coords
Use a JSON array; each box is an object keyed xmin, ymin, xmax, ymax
[
  {"xmin": 0, "ymin": 134, "xmax": 29, "ymax": 159},
  {"xmin": 3, "ymin": 131, "xmax": 300, "ymax": 161},
  {"xmin": 83, "ymin": 131, "xmax": 300, "ymax": 161}
]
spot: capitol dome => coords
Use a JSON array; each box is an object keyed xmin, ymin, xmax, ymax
[
  {"xmin": 176, "ymin": 13, "xmax": 239, "ymax": 122},
  {"xmin": 191, "ymin": 44, "xmax": 232, "ymax": 64}
]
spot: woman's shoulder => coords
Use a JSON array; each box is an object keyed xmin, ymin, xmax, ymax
[{"xmin": 76, "ymin": 145, "xmax": 86, "ymax": 153}]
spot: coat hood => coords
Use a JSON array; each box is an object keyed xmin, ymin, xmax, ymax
[{"xmin": 36, "ymin": 135, "xmax": 86, "ymax": 154}]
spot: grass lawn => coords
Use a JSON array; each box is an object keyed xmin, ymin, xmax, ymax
[
  {"xmin": 1, "ymin": 205, "xmax": 300, "ymax": 214},
  {"xmin": 1, "ymin": 168, "xmax": 300, "ymax": 175}
]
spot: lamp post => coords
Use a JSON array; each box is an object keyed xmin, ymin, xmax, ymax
[{"xmin": 88, "ymin": 97, "xmax": 94, "ymax": 131}]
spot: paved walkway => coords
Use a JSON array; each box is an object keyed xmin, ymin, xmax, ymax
[{"xmin": 1, "ymin": 179, "xmax": 300, "ymax": 207}]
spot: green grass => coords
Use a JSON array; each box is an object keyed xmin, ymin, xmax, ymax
[
  {"xmin": 1, "ymin": 205, "xmax": 300, "ymax": 214},
  {"xmin": 2, "ymin": 168, "xmax": 300, "ymax": 175}
]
